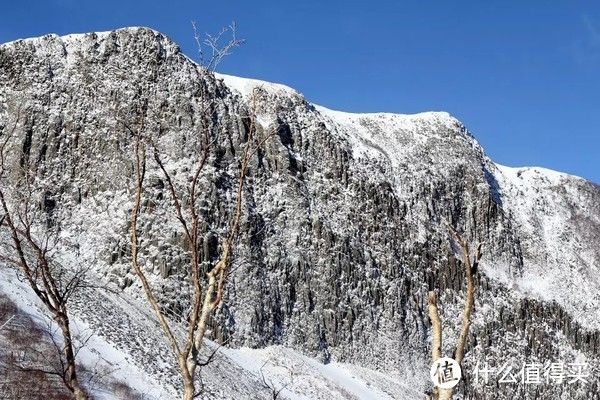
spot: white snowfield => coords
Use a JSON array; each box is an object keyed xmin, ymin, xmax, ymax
[{"xmin": 0, "ymin": 267, "xmax": 171, "ymax": 400}]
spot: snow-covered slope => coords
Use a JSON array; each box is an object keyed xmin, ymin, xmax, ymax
[
  {"xmin": 2, "ymin": 266, "xmax": 423, "ymax": 400},
  {"xmin": 222, "ymin": 71, "xmax": 600, "ymax": 329},
  {"xmin": 0, "ymin": 267, "xmax": 170, "ymax": 399},
  {"xmin": 493, "ymin": 165, "xmax": 600, "ymax": 328},
  {"xmin": 0, "ymin": 28, "xmax": 599, "ymax": 399}
]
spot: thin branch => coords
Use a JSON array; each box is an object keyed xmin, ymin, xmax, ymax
[
  {"xmin": 259, "ymin": 361, "xmax": 288, "ymax": 400},
  {"xmin": 0, "ymin": 315, "xmax": 15, "ymax": 332},
  {"xmin": 191, "ymin": 21, "xmax": 246, "ymax": 71},
  {"xmin": 191, "ymin": 21, "xmax": 205, "ymax": 67},
  {"xmin": 130, "ymin": 110, "xmax": 183, "ymax": 361},
  {"xmin": 14, "ymin": 365, "xmax": 64, "ymax": 378},
  {"xmin": 197, "ymin": 339, "xmax": 228, "ymax": 367},
  {"xmin": 444, "ymin": 221, "xmax": 483, "ymax": 365}
]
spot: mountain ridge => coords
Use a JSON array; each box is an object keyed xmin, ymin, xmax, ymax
[
  {"xmin": 1, "ymin": 27, "xmax": 599, "ymax": 399},
  {"xmin": 2, "ymin": 26, "xmax": 595, "ymax": 183}
]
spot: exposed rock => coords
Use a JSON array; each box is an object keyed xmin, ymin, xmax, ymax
[{"xmin": 0, "ymin": 27, "xmax": 598, "ymax": 399}]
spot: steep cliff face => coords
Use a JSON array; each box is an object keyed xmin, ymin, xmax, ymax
[{"xmin": 0, "ymin": 28, "xmax": 598, "ymax": 399}]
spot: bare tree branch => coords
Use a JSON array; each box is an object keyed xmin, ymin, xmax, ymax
[
  {"xmin": 259, "ymin": 361, "xmax": 288, "ymax": 400},
  {"xmin": 120, "ymin": 23, "xmax": 279, "ymax": 399},
  {"xmin": 427, "ymin": 220, "xmax": 484, "ymax": 400},
  {"xmin": 0, "ymin": 110, "xmax": 91, "ymax": 399}
]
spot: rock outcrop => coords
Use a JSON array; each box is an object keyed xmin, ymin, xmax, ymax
[{"xmin": 1, "ymin": 28, "xmax": 598, "ymax": 398}]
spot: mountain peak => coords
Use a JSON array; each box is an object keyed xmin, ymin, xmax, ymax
[
  {"xmin": 0, "ymin": 27, "xmax": 183, "ymax": 64},
  {"xmin": 1, "ymin": 27, "xmax": 599, "ymax": 400}
]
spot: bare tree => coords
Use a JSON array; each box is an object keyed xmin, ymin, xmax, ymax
[
  {"xmin": 0, "ymin": 290, "xmax": 142, "ymax": 399},
  {"xmin": 259, "ymin": 361, "xmax": 287, "ymax": 400},
  {"xmin": 127, "ymin": 25, "xmax": 275, "ymax": 399},
  {"xmin": 427, "ymin": 222, "xmax": 483, "ymax": 400},
  {"xmin": 0, "ymin": 111, "xmax": 90, "ymax": 399},
  {"xmin": 131, "ymin": 88, "xmax": 274, "ymax": 400},
  {"xmin": 192, "ymin": 21, "xmax": 245, "ymax": 71}
]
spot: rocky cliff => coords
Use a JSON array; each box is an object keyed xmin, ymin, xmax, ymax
[{"xmin": 0, "ymin": 27, "xmax": 598, "ymax": 399}]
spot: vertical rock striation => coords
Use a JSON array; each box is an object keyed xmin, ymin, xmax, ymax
[{"xmin": 0, "ymin": 27, "xmax": 598, "ymax": 398}]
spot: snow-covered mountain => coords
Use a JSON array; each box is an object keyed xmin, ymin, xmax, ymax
[{"xmin": 0, "ymin": 27, "xmax": 598, "ymax": 399}]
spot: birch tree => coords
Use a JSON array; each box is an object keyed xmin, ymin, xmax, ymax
[
  {"xmin": 128, "ymin": 23, "xmax": 275, "ymax": 399},
  {"xmin": 0, "ymin": 108, "xmax": 90, "ymax": 399},
  {"xmin": 428, "ymin": 222, "xmax": 483, "ymax": 400},
  {"xmin": 130, "ymin": 88, "xmax": 274, "ymax": 399}
]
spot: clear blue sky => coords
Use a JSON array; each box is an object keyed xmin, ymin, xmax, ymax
[{"xmin": 1, "ymin": 1, "xmax": 599, "ymax": 183}]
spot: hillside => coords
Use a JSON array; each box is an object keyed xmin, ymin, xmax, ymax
[{"xmin": 0, "ymin": 27, "xmax": 598, "ymax": 399}]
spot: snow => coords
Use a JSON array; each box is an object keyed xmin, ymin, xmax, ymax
[
  {"xmin": 219, "ymin": 71, "xmax": 600, "ymax": 347},
  {"xmin": 217, "ymin": 73, "xmax": 301, "ymax": 99},
  {"xmin": 495, "ymin": 164, "xmax": 579, "ymax": 186},
  {"xmin": 1, "ymin": 28, "xmax": 599, "ymax": 399},
  {"xmin": 0, "ymin": 27, "xmax": 162, "ymax": 48},
  {"xmin": 313, "ymin": 104, "xmax": 461, "ymax": 163},
  {"xmin": 222, "ymin": 345, "xmax": 425, "ymax": 400},
  {"xmin": 0, "ymin": 260, "xmax": 430, "ymax": 399},
  {"xmin": 493, "ymin": 163, "xmax": 600, "ymax": 329},
  {"xmin": 0, "ymin": 266, "xmax": 173, "ymax": 400},
  {"xmin": 314, "ymin": 104, "xmax": 454, "ymax": 124},
  {"xmin": 0, "ymin": 261, "xmax": 428, "ymax": 399},
  {"xmin": 216, "ymin": 73, "xmax": 465, "ymax": 167}
]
